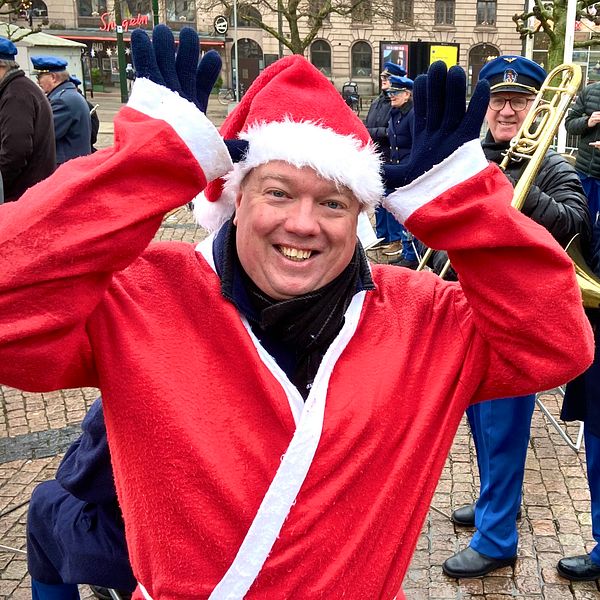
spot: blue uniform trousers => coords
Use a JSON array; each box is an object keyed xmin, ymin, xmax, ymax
[
  {"xmin": 578, "ymin": 173, "xmax": 600, "ymax": 225},
  {"xmin": 375, "ymin": 205, "xmax": 404, "ymax": 244},
  {"xmin": 466, "ymin": 394, "xmax": 536, "ymax": 559},
  {"xmin": 585, "ymin": 429, "xmax": 600, "ymax": 565},
  {"xmin": 27, "ymin": 480, "xmax": 136, "ymax": 596}
]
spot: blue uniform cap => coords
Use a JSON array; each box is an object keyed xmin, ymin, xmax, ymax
[
  {"xmin": 387, "ymin": 75, "xmax": 414, "ymax": 91},
  {"xmin": 69, "ymin": 75, "xmax": 82, "ymax": 86},
  {"xmin": 382, "ymin": 62, "xmax": 407, "ymax": 78},
  {"xmin": 31, "ymin": 55, "xmax": 68, "ymax": 73},
  {"xmin": 478, "ymin": 55, "xmax": 546, "ymax": 95},
  {"xmin": 0, "ymin": 37, "xmax": 17, "ymax": 61}
]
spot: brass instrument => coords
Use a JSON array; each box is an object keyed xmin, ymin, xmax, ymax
[{"xmin": 419, "ymin": 62, "xmax": 600, "ymax": 308}]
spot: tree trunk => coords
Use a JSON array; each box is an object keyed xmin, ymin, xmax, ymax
[{"xmin": 547, "ymin": 0, "xmax": 566, "ymax": 71}]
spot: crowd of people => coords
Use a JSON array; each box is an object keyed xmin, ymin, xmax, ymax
[{"xmin": 1, "ymin": 23, "xmax": 600, "ymax": 599}]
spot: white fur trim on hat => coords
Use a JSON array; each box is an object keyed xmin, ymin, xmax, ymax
[{"xmin": 193, "ymin": 119, "xmax": 384, "ymax": 231}]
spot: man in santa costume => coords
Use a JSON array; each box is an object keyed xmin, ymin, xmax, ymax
[{"xmin": 0, "ymin": 25, "xmax": 594, "ymax": 600}]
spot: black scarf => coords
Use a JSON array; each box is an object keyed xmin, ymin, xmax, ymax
[{"xmin": 216, "ymin": 218, "xmax": 374, "ymax": 398}]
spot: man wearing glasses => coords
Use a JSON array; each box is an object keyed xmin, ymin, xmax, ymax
[{"xmin": 442, "ymin": 55, "xmax": 591, "ymax": 579}]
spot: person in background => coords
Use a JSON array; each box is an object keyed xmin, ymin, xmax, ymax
[
  {"xmin": 384, "ymin": 75, "xmax": 418, "ymax": 268},
  {"xmin": 69, "ymin": 75, "xmax": 99, "ymax": 152},
  {"xmin": 0, "ymin": 37, "xmax": 55, "ymax": 202},
  {"xmin": 31, "ymin": 56, "xmax": 91, "ymax": 165},
  {"xmin": 364, "ymin": 61, "xmax": 408, "ymax": 256},
  {"xmin": 27, "ymin": 398, "xmax": 136, "ymax": 600},
  {"xmin": 566, "ymin": 80, "xmax": 600, "ymax": 223},
  {"xmin": 558, "ymin": 216, "xmax": 600, "ymax": 582},
  {"xmin": 442, "ymin": 55, "xmax": 591, "ymax": 579}
]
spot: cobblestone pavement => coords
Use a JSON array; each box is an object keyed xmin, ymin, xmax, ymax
[{"xmin": 1, "ymin": 90, "xmax": 600, "ymax": 599}]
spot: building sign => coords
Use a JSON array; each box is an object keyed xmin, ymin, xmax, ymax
[
  {"xmin": 430, "ymin": 44, "xmax": 459, "ymax": 68},
  {"xmin": 99, "ymin": 12, "xmax": 149, "ymax": 32},
  {"xmin": 214, "ymin": 15, "xmax": 228, "ymax": 35}
]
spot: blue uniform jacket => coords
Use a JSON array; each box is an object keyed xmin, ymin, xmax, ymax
[
  {"xmin": 387, "ymin": 101, "xmax": 414, "ymax": 165},
  {"xmin": 48, "ymin": 81, "xmax": 91, "ymax": 164}
]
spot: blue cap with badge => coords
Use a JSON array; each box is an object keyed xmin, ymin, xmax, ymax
[
  {"xmin": 31, "ymin": 55, "xmax": 68, "ymax": 73},
  {"xmin": 387, "ymin": 74, "xmax": 414, "ymax": 92},
  {"xmin": 0, "ymin": 37, "xmax": 17, "ymax": 61},
  {"xmin": 478, "ymin": 55, "xmax": 546, "ymax": 94},
  {"xmin": 381, "ymin": 61, "xmax": 407, "ymax": 78}
]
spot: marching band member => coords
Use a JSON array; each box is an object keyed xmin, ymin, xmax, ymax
[
  {"xmin": 0, "ymin": 27, "xmax": 593, "ymax": 599},
  {"xmin": 443, "ymin": 55, "xmax": 591, "ymax": 579}
]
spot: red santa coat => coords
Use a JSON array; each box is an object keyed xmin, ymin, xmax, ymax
[{"xmin": 0, "ymin": 81, "xmax": 593, "ymax": 599}]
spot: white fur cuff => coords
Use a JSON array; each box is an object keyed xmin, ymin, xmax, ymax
[{"xmin": 128, "ymin": 78, "xmax": 233, "ymax": 183}]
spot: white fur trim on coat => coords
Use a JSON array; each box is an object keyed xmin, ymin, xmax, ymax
[
  {"xmin": 128, "ymin": 78, "xmax": 233, "ymax": 183},
  {"xmin": 383, "ymin": 139, "xmax": 487, "ymax": 223}
]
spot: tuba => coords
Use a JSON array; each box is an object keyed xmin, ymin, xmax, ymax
[{"xmin": 422, "ymin": 62, "xmax": 600, "ymax": 308}]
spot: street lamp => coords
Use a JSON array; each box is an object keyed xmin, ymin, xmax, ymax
[
  {"xmin": 113, "ymin": 0, "xmax": 129, "ymax": 103},
  {"xmin": 233, "ymin": 0, "xmax": 239, "ymax": 101}
]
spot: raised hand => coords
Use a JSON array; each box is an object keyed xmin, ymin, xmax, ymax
[
  {"xmin": 383, "ymin": 61, "xmax": 490, "ymax": 189},
  {"xmin": 131, "ymin": 25, "xmax": 221, "ymax": 113}
]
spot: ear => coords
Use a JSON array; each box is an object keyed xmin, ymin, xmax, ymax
[{"xmin": 233, "ymin": 190, "xmax": 244, "ymax": 225}]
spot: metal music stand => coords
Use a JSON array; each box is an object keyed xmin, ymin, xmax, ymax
[{"xmin": 535, "ymin": 386, "xmax": 584, "ymax": 452}]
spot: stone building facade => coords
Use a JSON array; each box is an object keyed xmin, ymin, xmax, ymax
[{"xmin": 12, "ymin": 0, "xmax": 527, "ymax": 96}]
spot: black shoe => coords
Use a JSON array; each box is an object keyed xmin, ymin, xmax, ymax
[
  {"xmin": 90, "ymin": 586, "xmax": 132, "ymax": 600},
  {"xmin": 442, "ymin": 547, "xmax": 516, "ymax": 578},
  {"xmin": 451, "ymin": 503, "xmax": 523, "ymax": 527},
  {"xmin": 390, "ymin": 258, "xmax": 418, "ymax": 270},
  {"xmin": 557, "ymin": 554, "xmax": 600, "ymax": 581}
]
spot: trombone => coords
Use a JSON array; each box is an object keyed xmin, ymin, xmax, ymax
[{"xmin": 417, "ymin": 63, "xmax": 600, "ymax": 307}]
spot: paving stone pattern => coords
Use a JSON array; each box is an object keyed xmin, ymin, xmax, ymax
[{"xmin": 1, "ymin": 90, "xmax": 599, "ymax": 599}]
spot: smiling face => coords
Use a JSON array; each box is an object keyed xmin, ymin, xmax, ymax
[
  {"xmin": 390, "ymin": 89, "xmax": 411, "ymax": 108},
  {"xmin": 233, "ymin": 161, "xmax": 361, "ymax": 300},
  {"xmin": 486, "ymin": 91, "xmax": 535, "ymax": 142}
]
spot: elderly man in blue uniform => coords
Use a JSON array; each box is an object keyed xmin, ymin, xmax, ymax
[
  {"xmin": 385, "ymin": 75, "xmax": 418, "ymax": 268},
  {"xmin": 31, "ymin": 56, "xmax": 91, "ymax": 165},
  {"xmin": 27, "ymin": 398, "xmax": 135, "ymax": 600},
  {"xmin": 442, "ymin": 55, "xmax": 592, "ymax": 578},
  {"xmin": 364, "ymin": 61, "xmax": 407, "ymax": 255}
]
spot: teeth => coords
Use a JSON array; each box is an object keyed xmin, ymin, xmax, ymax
[{"xmin": 279, "ymin": 246, "xmax": 312, "ymax": 261}]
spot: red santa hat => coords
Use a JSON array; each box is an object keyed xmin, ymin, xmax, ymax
[{"xmin": 193, "ymin": 55, "xmax": 384, "ymax": 231}]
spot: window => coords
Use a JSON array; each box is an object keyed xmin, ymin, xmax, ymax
[
  {"xmin": 166, "ymin": 0, "xmax": 195, "ymax": 22},
  {"xmin": 393, "ymin": 0, "xmax": 413, "ymax": 24},
  {"xmin": 435, "ymin": 0, "xmax": 454, "ymax": 25},
  {"xmin": 124, "ymin": 0, "xmax": 151, "ymax": 17},
  {"xmin": 31, "ymin": 0, "xmax": 48, "ymax": 17},
  {"xmin": 77, "ymin": 0, "xmax": 106, "ymax": 17},
  {"xmin": 229, "ymin": 5, "xmax": 262, "ymax": 27},
  {"xmin": 351, "ymin": 41, "xmax": 372, "ymax": 78},
  {"xmin": 351, "ymin": 0, "xmax": 371, "ymax": 23},
  {"xmin": 476, "ymin": 0, "xmax": 496, "ymax": 26},
  {"xmin": 309, "ymin": 0, "xmax": 330, "ymax": 25},
  {"xmin": 310, "ymin": 40, "xmax": 331, "ymax": 77}
]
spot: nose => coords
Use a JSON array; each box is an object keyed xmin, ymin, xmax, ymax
[
  {"xmin": 498, "ymin": 101, "xmax": 516, "ymax": 117},
  {"xmin": 283, "ymin": 197, "xmax": 320, "ymax": 237}
]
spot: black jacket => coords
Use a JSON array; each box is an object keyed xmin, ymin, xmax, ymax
[
  {"xmin": 431, "ymin": 132, "xmax": 591, "ymax": 277},
  {"xmin": 364, "ymin": 93, "xmax": 392, "ymax": 160},
  {"xmin": 565, "ymin": 82, "xmax": 600, "ymax": 178},
  {"xmin": 0, "ymin": 69, "xmax": 55, "ymax": 201}
]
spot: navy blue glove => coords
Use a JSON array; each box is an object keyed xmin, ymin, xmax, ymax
[
  {"xmin": 383, "ymin": 61, "xmax": 490, "ymax": 189},
  {"xmin": 131, "ymin": 25, "xmax": 221, "ymax": 113}
]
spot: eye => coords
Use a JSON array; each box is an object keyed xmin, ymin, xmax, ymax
[
  {"xmin": 266, "ymin": 188, "xmax": 287, "ymax": 198},
  {"xmin": 323, "ymin": 200, "xmax": 344, "ymax": 210}
]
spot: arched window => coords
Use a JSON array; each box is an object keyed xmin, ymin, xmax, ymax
[
  {"xmin": 310, "ymin": 40, "xmax": 331, "ymax": 77},
  {"xmin": 166, "ymin": 0, "xmax": 195, "ymax": 22},
  {"xmin": 229, "ymin": 5, "xmax": 262, "ymax": 27},
  {"xmin": 232, "ymin": 38, "xmax": 263, "ymax": 60},
  {"xmin": 351, "ymin": 41, "xmax": 372, "ymax": 78},
  {"xmin": 32, "ymin": 0, "xmax": 48, "ymax": 17},
  {"xmin": 468, "ymin": 43, "xmax": 499, "ymax": 94}
]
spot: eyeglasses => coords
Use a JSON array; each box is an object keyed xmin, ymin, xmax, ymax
[
  {"xmin": 380, "ymin": 73, "xmax": 390, "ymax": 80},
  {"xmin": 488, "ymin": 96, "xmax": 534, "ymax": 112},
  {"xmin": 386, "ymin": 89, "xmax": 408, "ymax": 97}
]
